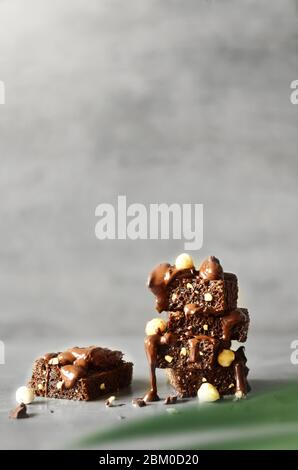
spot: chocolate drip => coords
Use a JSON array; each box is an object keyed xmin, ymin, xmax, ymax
[
  {"xmin": 221, "ymin": 309, "xmax": 246, "ymax": 341},
  {"xmin": 143, "ymin": 335, "xmax": 160, "ymax": 402},
  {"xmin": 147, "ymin": 263, "xmax": 194, "ymax": 312},
  {"xmin": 188, "ymin": 335, "xmax": 216, "ymax": 362},
  {"xmin": 60, "ymin": 364, "xmax": 87, "ymax": 389},
  {"xmin": 143, "ymin": 332, "xmax": 176, "ymax": 402},
  {"xmin": 234, "ymin": 347, "xmax": 248, "ymax": 394},
  {"xmin": 199, "ymin": 256, "xmax": 224, "ymax": 281}
]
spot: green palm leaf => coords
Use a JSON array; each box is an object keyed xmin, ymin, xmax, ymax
[{"xmin": 77, "ymin": 382, "xmax": 298, "ymax": 449}]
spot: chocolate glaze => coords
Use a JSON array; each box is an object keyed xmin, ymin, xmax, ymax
[
  {"xmin": 188, "ymin": 335, "xmax": 216, "ymax": 362},
  {"xmin": 147, "ymin": 263, "xmax": 177, "ymax": 312},
  {"xmin": 43, "ymin": 346, "xmax": 123, "ymax": 390},
  {"xmin": 60, "ymin": 364, "xmax": 87, "ymax": 389},
  {"xmin": 199, "ymin": 256, "xmax": 224, "ymax": 281},
  {"xmin": 148, "ymin": 257, "xmax": 228, "ymax": 313},
  {"xmin": 221, "ymin": 309, "xmax": 247, "ymax": 341},
  {"xmin": 143, "ymin": 332, "xmax": 176, "ymax": 402},
  {"xmin": 234, "ymin": 347, "xmax": 248, "ymax": 394},
  {"xmin": 43, "ymin": 352, "xmax": 57, "ymax": 361}
]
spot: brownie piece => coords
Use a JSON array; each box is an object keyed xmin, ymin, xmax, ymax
[
  {"xmin": 167, "ymin": 347, "xmax": 250, "ymax": 398},
  {"xmin": 29, "ymin": 346, "xmax": 133, "ymax": 401},
  {"xmin": 148, "ymin": 258, "xmax": 238, "ymax": 314},
  {"xmin": 167, "ymin": 273, "xmax": 238, "ymax": 314},
  {"xmin": 149, "ymin": 334, "xmax": 228, "ymax": 370},
  {"xmin": 167, "ymin": 308, "xmax": 249, "ymax": 343}
]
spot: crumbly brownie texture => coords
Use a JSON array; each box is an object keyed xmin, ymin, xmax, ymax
[
  {"xmin": 167, "ymin": 274, "xmax": 238, "ymax": 314},
  {"xmin": 29, "ymin": 346, "xmax": 133, "ymax": 401},
  {"xmin": 167, "ymin": 308, "xmax": 249, "ymax": 343},
  {"xmin": 148, "ymin": 259, "xmax": 238, "ymax": 314},
  {"xmin": 152, "ymin": 335, "xmax": 228, "ymax": 370},
  {"xmin": 167, "ymin": 348, "xmax": 250, "ymax": 398}
]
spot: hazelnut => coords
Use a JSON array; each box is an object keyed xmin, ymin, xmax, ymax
[
  {"xmin": 202, "ymin": 377, "xmax": 207, "ymax": 383},
  {"xmin": 197, "ymin": 383, "xmax": 220, "ymax": 402},
  {"xmin": 175, "ymin": 253, "xmax": 194, "ymax": 270},
  {"xmin": 186, "ymin": 283, "xmax": 193, "ymax": 290},
  {"xmin": 100, "ymin": 383, "xmax": 106, "ymax": 390},
  {"xmin": 37, "ymin": 384, "xmax": 44, "ymax": 391},
  {"xmin": 105, "ymin": 396, "xmax": 116, "ymax": 407},
  {"xmin": 56, "ymin": 381, "xmax": 64, "ymax": 390},
  {"xmin": 164, "ymin": 355, "xmax": 173, "ymax": 363},
  {"xmin": 48, "ymin": 357, "xmax": 59, "ymax": 365},
  {"xmin": 204, "ymin": 293, "xmax": 213, "ymax": 302},
  {"xmin": 145, "ymin": 318, "xmax": 167, "ymax": 336},
  {"xmin": 217, "ymin": 349, "xmax": 235, "ymax": 368},
  {"xmin": 203, "ymin": 324, "xmax": 208, "ymax": 331},
  {"xmin": 180, "ymin": 347, "xmax": 188, "ymax": 356},
  {"xmin": 15, "ymin": 386, "xmax": 35, "ymax": 405}
]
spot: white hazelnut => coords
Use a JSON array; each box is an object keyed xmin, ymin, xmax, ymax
[
  {"xmin": 48, "ymin": 357, "xmax": 59, "ymax": 365},
  {"xmin": 203, "ymin": 324, "xmax": 208, "ymax": 331},
  {"xmin": 100, "ymin": 383, "xmax": 106, "ymax": 390},
  {"xmin": 16, "ymin": 386, "xmax": 35, "ymax": 404},
  {"xmin": 197, "ymin": 383, "xmax": 220, "ymax": 402},
  {"xmin": 106, "ymin": 395, "xmax": 116, "ymax": 406},
  {"xmin": 217, "ymin": 349, "xmax": 235, "ymax": 367},
  {"xmin": 204, "ymin": 293, "xmax": 213, "ymax": 302},
  {"xmin": 145, "ymin": 318, "xmax": 167, "ymax": 336},
  {"xmin": 180, "ymin": 347, "xmax": 188, "ymax": 356},
  {"xmin": 164, "ymin": 355, "xmax": 173, "ymax": 363},
  {"xmin": 56, "ymin": 381, "xmax": 64, "ymax": 390},
  {"xmin": 175, "ymin": 253, "xmax": 194, "ymax": 270},
  {"xmin": 202, "ymin": 377, "xmax": 207, "ymax": 383}
]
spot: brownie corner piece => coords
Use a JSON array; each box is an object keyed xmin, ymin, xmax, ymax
[{"xmin": 29, "ymin": 346, "xmax": 133, "ymax": 401}]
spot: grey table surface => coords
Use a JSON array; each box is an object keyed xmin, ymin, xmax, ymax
[
  {"xmin": 0, "ymin": 331, "xmax": 297, "ymax": 450},
  {"xmin": 0, "ymin": 0, "xmax": 298, "ymax": 450}
]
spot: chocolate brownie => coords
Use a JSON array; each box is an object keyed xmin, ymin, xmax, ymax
[
  {"xmin": 148, "ymin": 257, "xmax": 238, "ymax": 314},
  {"xmin": 29, "ymin": 346, "xmax": 133, "ymax": 401},
  {"xmin": 167, "ymin": 308, "xmax": 249, "ymax": 343},
  {"xmin": 146, "ymin": 333, "xmax": 228, "ymax": 371},
  {"xmin": 167, "ymin": 347, "xmax": 250, "ymax": 398}
]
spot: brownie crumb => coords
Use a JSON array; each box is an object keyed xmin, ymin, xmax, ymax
[
  {"xmin": 132, "ymin": 398, "xmax": 146, "ymax": 408},
  {"xmin": 164, "ymin": 395, "xmax": 178, "ymax": 405},
  {"xmin": 9, "ymin": 403, "xmax": 28, "ymax": 419}
]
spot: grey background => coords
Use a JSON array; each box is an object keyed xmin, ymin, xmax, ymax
[{"xmin": 0, "ymin": 0, "xmax": 298, "ymax": 449}]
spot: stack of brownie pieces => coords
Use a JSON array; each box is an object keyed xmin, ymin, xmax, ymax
[{"xmin": 143, "ymin": 254, "xmax": 250, "ymax": 401}]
